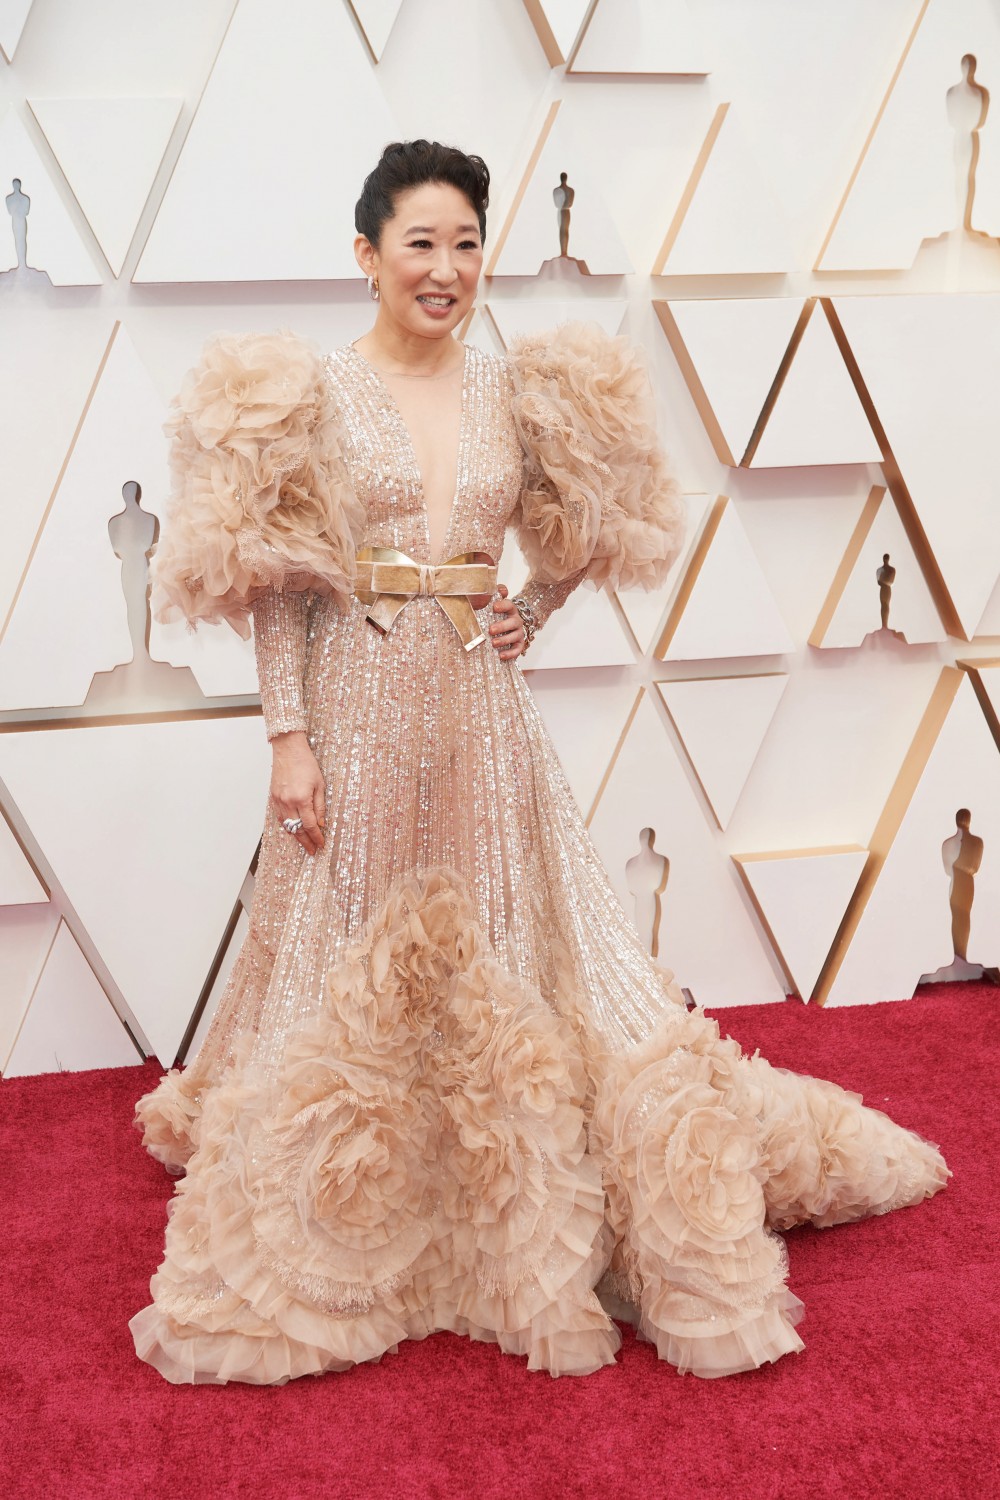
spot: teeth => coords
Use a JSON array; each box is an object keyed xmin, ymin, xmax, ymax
[{"xmin": 419, "ymin": 296, "xmax": 453, "ymax": 306}]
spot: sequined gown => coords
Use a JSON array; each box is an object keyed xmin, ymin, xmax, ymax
[{"xmin": 131, "ymin": 329, "xmax": 949, "ymax": 1385}]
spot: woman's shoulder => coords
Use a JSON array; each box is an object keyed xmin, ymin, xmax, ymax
[
  {"xmin": 151, "ymin": 325, "xmax": 365, "ymax": 638},
  {"xmin": 175, "ymin": 328, "xmax": 332, "ymax": 423},
  {"xmin": 463, "ymin": 339, "xmax": 516, "ymax": 394}
]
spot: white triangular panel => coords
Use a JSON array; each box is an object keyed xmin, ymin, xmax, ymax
[
  {"xmin": 819, "ymin": 0, "xmax": 1000, "ymax": 270},
  {"xmin": 588, "ymin": 690, "xmax": 785, "ymax": 1006},
  {"xmin": 486, "ymin": 298, "xmax": 628, "ymax": 346},
  {"xmin": 655, "ymin": 299, "xmax": 803, "ymax": 466},
  {"xmin": 135, "ymin": 0, "xmax": 396, "ymax": 282},
  {"xmin": 834, "ymin": 295, "xmax": 1000, "ymax": 640},
  {"xmin": 0, "ymin": 717, "xmax": 271, "ymax": 1064},
  {"xmin": 571, "ymin": 0, "xmax": 710, "ymax": 74},
  {"xmin": 5, "ymin": 921, "xmax": 140, "ymax": 1077},
  {"xmin": 751, "ymin": 308, "xmax": 881, "ymax": 468},
  {"xmin": 658, "ymin": 104, "xmax": 793, "ymax": 275},
  {"xmin": 813, "ymin": 489, "xmax": 947, "ymax": 649},
  {"xmin": 0, "ymin": 315, "xmax": 111, "ymax": 628},
  {"xmin": 28, "ymin": 97, "xmax": 181, "ymax": 277},
  {"xmin": 657, "ymin": 673, "xmax": 788, "ymax": 830},
  {"xmin": 0, "ymin": 0, "xmax": 33, "ymax": 62},
  {"xmin": 347, "ymin": 0, "xmax": 404, "ymax": 60},
  {"xmin": 828, "ymin": 677, "xmax": 1000, "ymax": 1004},
  {"xmin": 0, "ymin": 107, "xmax": 101, "ymax": 283},
  {"xmin": 527, "ymin": 676, "xmax": 639, "ymax": 816},
  {"xmin": 0, "ymin": 316, "xmax": 253, "ymax": 704},
  {"xmin": 0, "ymin": 902, "xmax": 58, "ymax": 1073},
  {"xmin": 488, "ymin": 103, "xmax": 633, "ymax": 276},
  {"xmin": 735, "ymin": 849, "xmax": 868, "ymax": 1000},
  {"xmin": 617, "ymin": 492, "xmax": 713, "ymax": 654},
  {"xmin": 524, "ymin": 585, "xmax": 635, "ymax": 669},
  {"xmin": 658, "ymin": 498, "xmax": 795, "ymax": 661},
  {"xmin": 0, "ymin": 812, "xmax": 46, "ymax": 904},
  {"xmin": 0, "ymin": 325, "xmax": 158, "ymax": 710}
]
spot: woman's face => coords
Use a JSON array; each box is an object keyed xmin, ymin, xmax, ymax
[{"xmin": 355, "ymin": 181, "xmax": 483, "ymax": 340}]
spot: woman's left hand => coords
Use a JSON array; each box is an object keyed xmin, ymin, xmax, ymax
[{"xmin": 489, "ymin": 584, "xmax": 526, "ymax": 660}]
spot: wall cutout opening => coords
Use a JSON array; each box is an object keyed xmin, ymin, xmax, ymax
[
  {"xmin": 946, "ymin": 54, "xmax": 989, "ymax": 232},
  {"xmin": 626, "ymin": 826, "xmax": 669, "ymax": 959},
  {"xmin": 85, "ymin": 480, "xmax": 202, "ymax": 710},
  {"xmin": 5, "ymin": 175, "xmax": 29, "ymax": 268}
]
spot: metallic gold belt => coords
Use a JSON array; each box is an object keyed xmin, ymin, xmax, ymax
[{"xmin": 354, "ymin": 546, "xmax": 498, "ymax": 650}]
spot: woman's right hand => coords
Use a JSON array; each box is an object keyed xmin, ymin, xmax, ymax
[{"xmin": 269, "ymin": 731, "xmax": 326, "ymax": 856}]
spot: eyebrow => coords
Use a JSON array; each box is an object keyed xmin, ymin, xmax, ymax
[{"xmin": 403, "ymin": 224, "xmax": 481, "ymax": 236}]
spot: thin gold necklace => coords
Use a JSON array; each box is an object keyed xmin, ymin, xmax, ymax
[{"xmin": 354, "ymin": 340, "xmax": 465, "ymax": 380}]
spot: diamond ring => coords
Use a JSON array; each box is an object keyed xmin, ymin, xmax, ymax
[{"xmin": 282, "ymin": 816, "xmax": 304, "ymax": 834}]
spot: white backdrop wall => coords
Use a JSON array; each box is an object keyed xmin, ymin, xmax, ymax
[{"xmin": 2, "ymin": 0, "xmax": 999, "ymax": 1077}]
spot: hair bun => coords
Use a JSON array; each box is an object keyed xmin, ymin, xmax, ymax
[{"xmin": 355, "ymin": 139, "xmax": 490, "ymax": 248}]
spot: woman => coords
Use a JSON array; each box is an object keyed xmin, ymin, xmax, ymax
[{"xmin": 131, "ymin": 140, "xmax": 948, "ymax": 1385}]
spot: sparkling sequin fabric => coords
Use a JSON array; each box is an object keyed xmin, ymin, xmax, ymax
[{"xmin": 131, "ymin": 337, "xmax": 949, "ymax": 1386}]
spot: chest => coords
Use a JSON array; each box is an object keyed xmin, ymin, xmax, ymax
[{"xmin": 325, "ymin": 344, "xmax": 525, "ymax": 563}]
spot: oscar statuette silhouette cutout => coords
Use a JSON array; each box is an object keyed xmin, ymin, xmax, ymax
[
  {"xmin": 946, "ymin": 54, "xmax": 989, "ymax": 233},
  {"xmin": 877, "ymin": 553, "xmax": 896, "ymax": 631},
  {"xmin": 626, "ymin": 826, "xmax": 670, "ymax": 959},
  {"xmin": 85, "ymin": 481, "xmax": 202, "ymax": 711},
  {"xmin": 943, "ymin": 808, "xmax": 983, "ymax": 963},
  {"xmin": 553, "ymin": 171, "xmax": 575, "ymax": 257},
  {"xmin": 2, "ymin": 176, "xmax": 48, "ymax": 288}
]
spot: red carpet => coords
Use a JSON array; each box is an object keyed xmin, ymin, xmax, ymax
[{"xmin": 2, "ymin": 983, "xmax": 996, "ymax": 1500}]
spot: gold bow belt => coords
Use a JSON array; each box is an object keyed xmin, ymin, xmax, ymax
[{"xmin": 354, "ymin": 546, "xmax": 498, "ymax": 651}]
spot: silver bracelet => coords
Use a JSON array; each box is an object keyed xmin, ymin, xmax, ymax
[{"xmin": 511, "ymin": 593, "xmax": 537, "ymax": 653}]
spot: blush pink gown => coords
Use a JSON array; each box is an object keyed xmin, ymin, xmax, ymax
[{"xmin": 129, "ymin": 325, "xmax": 949, "ymax": 1384}]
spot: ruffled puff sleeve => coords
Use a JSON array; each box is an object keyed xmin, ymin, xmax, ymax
[
  {"xmin": 508, "ymin": 322, "xmax": 685, "ymax": 595},
  {"xmin": 150, "ymin": 328, "xmax": 366, "ymax": 640}
]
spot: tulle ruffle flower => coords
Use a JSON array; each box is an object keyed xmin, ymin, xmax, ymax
[
  {"xmin": 509, "ymin": 321, "xmax": 686, "ymax": 592},
  {"xmin": 150, "ymin": 329, "xmax": 365, "ymax": 637},
  {"xmin": 287, "ymin": 1085, "xmax": 431, "ymax": 1244},
  {"xmin": 660, "ymin": 1102, "xmax": 765, "ymax": 1245}
]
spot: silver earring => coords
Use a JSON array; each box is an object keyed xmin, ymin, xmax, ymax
[{"xmin": 368, "ymin": 275, "xmax": 380, "ymax": 302}]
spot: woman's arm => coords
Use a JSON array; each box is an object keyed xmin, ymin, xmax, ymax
[
  {"xmin": 507, "ymin": 324, "xmax": 685, "ymax": 599},
  {"xmin": 514, "ymin": 569, "xmax": 587, "ymax": 639},
  {"xmin": 250, "ymin": 589, "xmax": 311, "ymax": 739},
  {"xmin": 150, "ymin": 329, "xmax": 365, "ymax": 638},
  {"xmin": 250, "ymin": 589, "xmax": 326, "ymax": 856}
]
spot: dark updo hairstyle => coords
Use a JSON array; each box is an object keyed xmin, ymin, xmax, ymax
[{"xmin": 355, "ymin": 139, "xmax": 490, "ymax": 247}]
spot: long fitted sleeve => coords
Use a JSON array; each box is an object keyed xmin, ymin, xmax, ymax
[
  {"xmin": 250, "ymin": 589, "xmax": 311, "ymax": 740},
  {"xmin": 517, "ymin": 568, "xmax": 587, "ymax": 633}
]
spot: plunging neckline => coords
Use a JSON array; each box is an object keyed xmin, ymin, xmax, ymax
[{"xmin": 348, "ymin": 340, "xmax": 471, "ymax": 566}]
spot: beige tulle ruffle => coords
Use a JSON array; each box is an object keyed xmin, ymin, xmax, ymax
[
  {"xmin": 508, "ymin": 321, "xmax": 686, "ymax": 593},
  {"xmin": 591, "ymin": 1005, "xmax": 949, "ymax": 1377},
  {"xmin": 133, "ymin": 868, "xmax": 949, "ymax": 1385},
  {"xmin": 150, "ymin": 321, "xmax": 684, "ymax": 639},
  {"xmin": 150, "ymin": 329, "xmax": 366, "ymax": 638},
  {"xmin": 132, "ymin": 869, "xmax": 619, "ymax": 1384}
]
